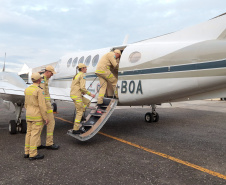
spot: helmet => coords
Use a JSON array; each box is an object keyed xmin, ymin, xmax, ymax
[
  {"xmin": 77, "ymin": 63, "xmax": 87, "ymax": 69},
  {"xmin": 45, "ymin": 65, "xmax": 56, "ymax": 74},
  {"xmin": 114, "ymin": 49, "xmax": 121, "ymax": 55},
  {"xmin": 31, "ymin": 72, "xmax": 41, "ymax": 82}
]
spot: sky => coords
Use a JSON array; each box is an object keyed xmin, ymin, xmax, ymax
[{"xmin": 0, "ymin": 0, "xmax": 225, "ymax": 72}]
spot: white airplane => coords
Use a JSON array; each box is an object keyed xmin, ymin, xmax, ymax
[{"xmin": 1, "ymin": 13, "xmax": 226, "ymax": 136}]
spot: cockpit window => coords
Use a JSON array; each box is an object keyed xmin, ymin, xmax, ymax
[
  {"xmin": 129, "ymin": 52, "xmax": 141, "ymax": 63},
  {"xmin": 92, "ymin": 54, "xmax": 99, "ymax": 67},
  {"xmin": 85, "ymin": 55, "xmax": 91, "ymax": 66},
  {"xmin": 72, "ymin": 57, "xmax": 78, "ymax": 67},
  {"xmin": 67, "ymin": 58, "xmax": 72, "ymax": 67},
  {"xmin": 79, "ymin": 56, "xmax": 84, "ymax": 64}
]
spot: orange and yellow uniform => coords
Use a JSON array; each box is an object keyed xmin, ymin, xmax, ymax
[
  {"xmin": 70, "ymin": 72, "xmax": 91, "ymax": 130},
  {"xmin": 37, "ymin": 75, "xmax": 55, "ymax": 146},
  {"xmin": 95, "ymin": 52, "xmax": 118, "ymax": 104},
  {"xmin": 24, "ymin": 83, "xmax": 47, "ymax": 157}
]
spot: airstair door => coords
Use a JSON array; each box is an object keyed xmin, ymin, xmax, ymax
[{"xmin": 67, "ymin": 98, "xmax": 118, "ymax": 141}]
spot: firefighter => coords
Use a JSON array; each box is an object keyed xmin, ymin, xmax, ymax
[
  {"xmin": 37, "ymin": 65, "xmax": 59, "ymax": 150},
  {"xmin": 70, "ymin": 63, "xmax": 95, "ymax": 134},
  {"xmin": 106, "ymin": 57, "xmax": 120, "ymax": 97},
  {"xmin": 95, "ymin": 49, "xmax": 121, "ymax": 106},
  {"xmin": 24, "ymin": 72, "xmax": 49, "ymax": 160}
]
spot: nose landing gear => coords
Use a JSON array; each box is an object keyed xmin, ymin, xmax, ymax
[{"xmin": 145, "ymin": 104, "xmax": 159, "ymax": 123}]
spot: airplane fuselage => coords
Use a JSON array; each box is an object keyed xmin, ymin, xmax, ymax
[
  {"xmin": 48, "ymin": 14, "xmax": 226, "ymax": 106},
  {"xmin": 50, "ymin": 40, "xmax": 226, "ymax": 106}
]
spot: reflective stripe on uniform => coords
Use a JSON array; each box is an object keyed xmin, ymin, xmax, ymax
[
  {"xmin": 30, "ymin": 146, "xmax": 37, "ymax": 150},
  {"xmin": 47, "ymin": 133, "xmax": 53, "ymax": 136},
  {"xmin": 75, "ymin": 119, "xmax": 80, "ymax": 123},
  {"xmin": 74, "ymin": 73, "xmax": 81, "ymax": 80},
  {"xmin": 26, "ymin": 116, "xmax": 42, "ymax": 120},
  {"xmin": 70, "ymin": 95, "xmax": 78, "ymax": 99},
  {"xmin": 25, "ymin": 93, "xmax": 33, "ymax": 95},
  {"xmin": 45, "ymin": 97, "xmax": 51, "ymax": 100},
  {"xmin": 47, "ymin": 109, "xmax": 53, "ymax": 114},
  {"xmin": 25, "ymin": 144, "xmax": 30, "ymax": 148},
  {"xmin": 99, "ymin": 94, "xmax": 105, "ymax": 97},
  {"xmin": 83, "ymin": 105, "xmax": 87, "ymax": 108},
  {"xmin": 26, "ymin": 88, "xmax": 36, "ymax": 95},
  {"xmin": 36, "ymin": 122, "xmax": 43, "ymax": 126},
  {"xmin": 76, "ymin": 99, "xmax": 82, "ymax": 102},
  {"xmin": 25, "ymin": 86, "xmax": 38, "ymax": 95},
  {"xmin": 30, "ymin": 85, "xmax": 38, "ymax": 89},
  {"xmin": 107, "ymin": 66, "xmax": 110, "ymax": 69},
  {"xmin": 95, "ymin": 70, "xmax": 105, "ymax": 73},
  {"xmin": 107, "ymin": 74, "xmax": 114, "ymax": 79},
  {"xmin": 86, "ymin": 91, "xmax": 91, "ymax": 95}
]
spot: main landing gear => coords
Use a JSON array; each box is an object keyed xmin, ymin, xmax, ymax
[
  {"xmin": 52, "ymin": 102, "xmax": 57, "ymax": 113},
  {"xmin": 9, "ymin": 103, "xmax": 27, "ymax": 134},
  {"xmin": 145, "ymin": 104, "xmax": 159, "ymax": 123}
]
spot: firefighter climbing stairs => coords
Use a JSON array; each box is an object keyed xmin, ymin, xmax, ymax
[{"xmin": 67, "ymin": 98, "xmax": 118, "ymax": 141}]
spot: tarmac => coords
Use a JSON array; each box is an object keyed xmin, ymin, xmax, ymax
[{"xmin": 0, "ymin": 100, "xmax": 226, "ymax": 185}]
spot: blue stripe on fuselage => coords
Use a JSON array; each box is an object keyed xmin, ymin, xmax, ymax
[
  {"xmin": 53, "ymin": 59, "xmax": 226, "ymax": 80},
  {"xmin": 118, "ymin": 59, "xmax": 226, "ymax": 76}
]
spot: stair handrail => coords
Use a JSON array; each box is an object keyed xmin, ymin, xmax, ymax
[{"xmin": 83, "ymin": 71, "xmax": 117, "ymax": 117}]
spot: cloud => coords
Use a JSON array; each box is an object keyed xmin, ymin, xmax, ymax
[
  {"xmin": 159, "ymin": 0, "xmax": 177, "ymax": 4},
  {"xmin": 21, "ymin": 5, "xmax": 48, "ymax": 12},
  {"xmin": 0, "ymin": 0, "xmax": 225, "ymax": 73}
]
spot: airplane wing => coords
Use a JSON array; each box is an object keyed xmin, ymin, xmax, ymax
[
  {"xmin": 0, "ymin": 72, "xmax": 95, "ymax": 105},
  {"xmin": 0, "ymin": 72, "xmax": 27, "ymax": 105},
  {"xmin": 0, "ymin": 81, "xmax": 25, "ymax": 103},
  {"xmin": 49, "ymin": 87, "xmax": 71, "ymax": 101}
]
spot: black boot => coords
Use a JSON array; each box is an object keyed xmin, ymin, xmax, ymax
[
  {"xmin": 29, "ymin": 154, "xmax": 44, "ymax": 160},
  {"xmin": 37, "ymin": 145, "xmax": 46, "ymax": 150},
  {"xmin": 24, "ymin": 154, "xmax": 29, "ymax": 158},
  {"xmin": 72, "ymin": 128, "xmax": 85, "ymax": 135},
  {"xmin": 46, "ymin": 144, "xmax": 59, "ymax": 150},
  {"xmin": 97, "ymin": 103, "xmax": 104, "ymax": 109}
]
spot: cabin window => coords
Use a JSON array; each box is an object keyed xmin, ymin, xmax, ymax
[
  {"xmin": 67, "ymin": 58, "xmax": 72, "ymax": 67},
  {"xmin": 129, "ymin": 52, "xmax": 141, "ymax": 63},
  {"xmin": 92, "ymin": 54, "xmax": 99, "ymax": 67},
  {"xmin": 85, "ymin": 55, "xmax": 91, "ymax": 66},
  {"xmin": 79, "ymin": 56, "xmax": 84, "ymax": 64},
  {"xmin": 72, "ymin": 57, "xmax": 78, "ymax": 67}
]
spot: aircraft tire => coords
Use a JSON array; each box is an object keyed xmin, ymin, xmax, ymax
[
  {"xmin": 153, "ymin": 113, "xmax": 159, "ymax": 122},
  {"xmin": 145, "ymin": 112, "xmax": 153, "ymax": 123},
  {"xmin": 21, "ymin": 119, "xmax": 27, "ymax": 133},
  {"xmin": 9, "ymin": 120, "xmax": 17, "ymax": 134},
  {"xmin": 52, "ymin": 102, "xmax": 57, "ymax": 113}
]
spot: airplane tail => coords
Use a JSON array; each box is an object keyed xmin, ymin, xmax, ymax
[
  {"xmin": 122, "ymin": 35, "xmax": 129, "ymax": 45},
  {"xmin": 138, "ymin": 13, "xmax": 226, "ymax": 43}
]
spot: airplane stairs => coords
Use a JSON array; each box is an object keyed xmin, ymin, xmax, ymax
[{"xmin": 67, "ymin": 98, "xmax": 118, "ymax": 141}]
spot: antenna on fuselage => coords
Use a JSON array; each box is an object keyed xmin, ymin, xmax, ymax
[{"xmin": 2, "ymin": 52, "xmax": 6, "ymax": 72}]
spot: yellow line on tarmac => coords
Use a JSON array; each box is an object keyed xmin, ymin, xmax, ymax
[
  {"xmin": 55, "ymin": 116, "xmax": 226, "ymax": 180},
  {"xmin": 55, "ymin": 116, "xmax": 73, "ymax": 124},
  {"xmin": 99, "ymin": 132, "xmax": 226, "ymax": 180}
]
